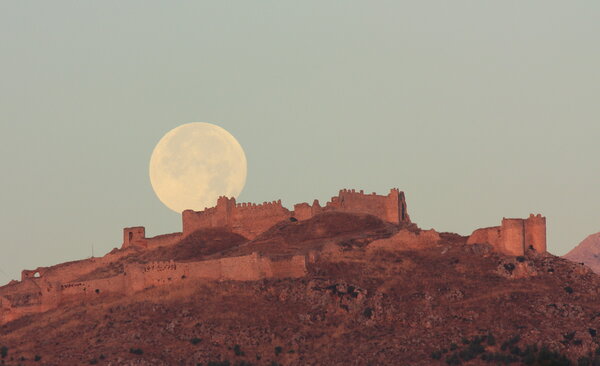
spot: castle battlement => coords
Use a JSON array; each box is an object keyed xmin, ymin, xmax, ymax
[
  {"xmin": 0, "ymin": 187, "xmax": 551, "ymax": 327},
  {"xmin": 181, "ymin": 188, "xmax": 410, "ymax": 239}
]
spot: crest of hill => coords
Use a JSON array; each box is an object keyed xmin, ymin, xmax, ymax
[
  {"xmin": 563, "ymin": 232, "xmax": 600, "ymax": 274},
  {"xmin": 2, "ymin": 230, "xmax": 599, "ymax": 365},
  {"xmin": 139, "ymin": 228, "xmax": 247, "ymax": 262},
  {"xmin": 220, "ymin": 211, "xmax": 405, "ymax": 258},
  {"xmin": 260, "ymin": 211, "xmax": 400, "ymax": 242},
  {"xmin": 77, "ymin": 212, "xmax": 438, "ymax": 282}
]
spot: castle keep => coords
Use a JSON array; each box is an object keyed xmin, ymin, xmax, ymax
[
  {"xmin": 0, "ymin": 187, "xmax": 547, "ymax": 325},
  {"xmin": 467, "ymin": 214, "xmax": 547, "ymax": 256}
]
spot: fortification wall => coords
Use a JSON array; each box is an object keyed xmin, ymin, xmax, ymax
[
  {"xmin": 293, "ymin": 200, "xmax": 323, "ymax": 221},
  {"xmin": 367, "ymin": 229, "xmax": 441, "ymax": 252},
  {"xmin": 122, "ymin": 227, "xmax": 146, "ymax": 248},
  {"xmin": 122, "ymin": 227, "xmax": 183, "ymax": 250},
  {"xmin": 500, "ymin": 219, "xmax": 526, "ymax": 256},
  {"xmin": 181, "ymin": 188, "xmax": 410, "ymax": 240},
  {"xmin": 34, "ymin": 254, "xmax": 126, "ymax": 284},
  {"xmin": 467, "ymin": 227, "xmax": 502, "ymax": 248},
  {"xmin": 268, "ymin": 255, "xmax": 307, "ymax": 278},
  {"xmin": 323, "ymin": 188, "xmax": 409, "ymax": 224},
  {"xmin": 230, "ymin": 201, "xmax": 291, "ymax": 239},
  {"xmin": 328, "ymin": 189, "xmax": 388, "ymax": 219},
  {"xmin": 524, "ymin": 214, "xmax": 546, "ymax": 253},
  {"xmin": 123, "ymin": 254, "xmax": 307, "ymax": 292},
  {"xmin": 180, "ymin": 260, "xmax": 222, "ymax": 281},
  {"xmin": 183, "ymin": 197, "xmax": 292, "ymax": 239},
  {"xmin": 0, "ymin": 252, "xmax": 307, "ymax": 325},
  {"xmin": 293, "ymin": 203, "xmax": 312, "ymax": 221},
  {"xmin": 467, "ymin": 214, "xmax": 546, "ymax": 256},
  {"xmin": 10, "ymin": 247, "xmax": 146, "ymax": 310},
  {"xmin": 60, "ymin": 275, "xmax": 127, "ymax": 298}
]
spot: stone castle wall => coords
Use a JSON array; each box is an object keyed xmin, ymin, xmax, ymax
[
  {"xmin": 122, "ymin": 227, "xmax": 182, "ymax": 249},
  {"xmin": 182, "ymin": 188, "xmax": 410, "ymax": 239},
  {"xmin": 0, "ymin": 253, "xmax": 306, "ymax": 325},
  {"xmin": 467, "ymin": 214, "xmax": 547, "ymax": 256},
  {"xmin": 1, "ymin": 187, "xmax": 549, "ymax": 326},
  {"xmin": 182, "ymin": 197, "xmax": 292, "ymax": 239}
]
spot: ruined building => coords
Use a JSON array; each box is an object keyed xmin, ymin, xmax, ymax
[
  {"xmin": 182, "ymin": 188, "xmax": 410, "ymax": 239},
  {"xmin": 467, "ymin": 214, "xmax": 547, "ymax": 256},
  {"xmin": 0, "ymin": 188, "xmax": 546, "ymax": 325}
]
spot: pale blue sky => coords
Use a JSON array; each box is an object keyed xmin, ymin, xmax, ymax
[{"xmin": 1, "ymin": 2, "xmax": 599, "ymax": 281}]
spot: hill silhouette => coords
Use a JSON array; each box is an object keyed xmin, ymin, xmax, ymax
[
  {"xmin": 563, "ymin": 232, "xmax": 600, "ymax": 274},
  {"xmin": 1, "ymin": 212, "xmax": 600, "ymax": 365}
]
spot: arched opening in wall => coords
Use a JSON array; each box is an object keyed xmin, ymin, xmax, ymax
[
  {"xmin": 95, "ymin": 289, "xmax": 100, "ymax": 294},
  {"xmin": 129, "ymin": 232, "xmax": 133, "ymax": 242},
  {"xmin": 33, "ymin": 272, "xmax": 40, "ymax": 278}
]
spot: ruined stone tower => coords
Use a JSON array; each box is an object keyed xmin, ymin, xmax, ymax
[{"xmin": 467, "ymin": 214, "xmax": 547, "ymax": 256}]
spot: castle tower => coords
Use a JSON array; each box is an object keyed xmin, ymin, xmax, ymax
[
  {"xmin": 384, "ymin": 188, "xmax": 410, "ymax": 224},
  {"xmin": 214, "ymin": 196, "xmax": 236, "ymax": 228},
  {"xmin": 499, "ymin": 219, "xmax": 525, "ymax": 256},
  {"xmin": 122, "ymin": 227, "xmax": 146, "ymax": 248},
  {"xmin": 524, "ymin": 214, "xmax": 546, "ymax": 253}
]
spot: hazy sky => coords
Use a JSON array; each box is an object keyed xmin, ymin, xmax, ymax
[{"xmin": 1, "ymin": 2, "xmax": 599, "ymax": 282}]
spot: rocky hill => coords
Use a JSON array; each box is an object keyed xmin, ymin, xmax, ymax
[
  {"xmin": 564, "ymin": 233, "xmax": 600, "ymax": 274},
  {"xmin": 1, "ymin": 213, "xmax": 600, "ymax": 365}
]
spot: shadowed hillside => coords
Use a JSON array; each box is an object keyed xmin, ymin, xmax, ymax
[{"xmin": 1, "ymin": 212, "xmax": 600, "ymax": 365}]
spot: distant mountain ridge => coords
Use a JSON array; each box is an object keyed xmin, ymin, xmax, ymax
[{"xmin": 563, "ymin": 232, "xmax": 600, "ymax": 273}]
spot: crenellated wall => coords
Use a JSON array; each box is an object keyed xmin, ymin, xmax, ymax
[
  {"xmin": 324, "ymin": 188, "xmax": 410, "ymax": 224},
  {"xmin": 183, "ymin": 188, "xmax": 410, "ymax": 239},
  {"xmin": 1, "ymin": 187, "xmax": 550, "ymax": 326},
  {"xmin": 524, "ymin": 214, "xmax": 546, "ymax": 253},
  {"xmin": 182, "ymin": 196, "xmax": 292, "ymax": 239},
  {"xmin": 467, "ymin": 214, "xmax": 547, "ymax": 256},
  {"xmin": 0, "ymin": 253, "xmax": 307, "ymax": 325}
]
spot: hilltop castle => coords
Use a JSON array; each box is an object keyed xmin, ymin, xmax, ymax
[
  {"xmin": 0, "ymin": 188, "xmax": 546, "ymax": 325},
  {"xmin": 123, "ymin": 188, "xmax": 410, "ymax": 249}
]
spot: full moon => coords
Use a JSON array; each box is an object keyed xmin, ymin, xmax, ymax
[{"xmin": 149, "ymin": 122, "xmax": 247, "ymax": 213}]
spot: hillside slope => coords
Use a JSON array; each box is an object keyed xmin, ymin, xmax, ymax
[{"xmin": 1, "ymin": 215, "xmax": 600, "ymax": 365}]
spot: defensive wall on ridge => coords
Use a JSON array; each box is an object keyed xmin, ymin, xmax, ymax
[
  {"xmin": 0, "ymin": 253, "xmax": 306, "ymax": 325},
  {"xmin": 122, "ymin": 227, "xmax": 183, "ymax": 250},
  {"xmin": 0, "ymin": 187, "xmax": 550, "ymax": 325},
  {"xmin": 182, "ymin": 188, "xmax": 410, "ymax": 239},
  {"xmin": 467, "ymin": 214, "xmax": 547, "ymax": 256}
]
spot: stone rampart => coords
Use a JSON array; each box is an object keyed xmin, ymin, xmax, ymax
[
  {"xmin": 467, "ymin": 214, "xmax": 547, "ymax": 256},
  {"xmin": 367, "ymin": 229, "xmax": 441, "ymax": 252},
  {"xmin": 121, "ymin": 228, "xmax": 183, "ymax": 250},
  {"xmin": 0, "ymin": 253, "xmax": 307, "ymax": 325},
  {"xmin": 182, "ymin": 188, "xmax": 410, "ymax": 240},
  {"xmin": 20, "ymin": 246, "xmax": 141, "ymax": 285},
  {"xmin": 325, "ymin": 188, "xmax": 410, "ymax": 224},
  {"xmin": 183, "ymin": 197, "xmax": 292, "ymax": 239}
]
